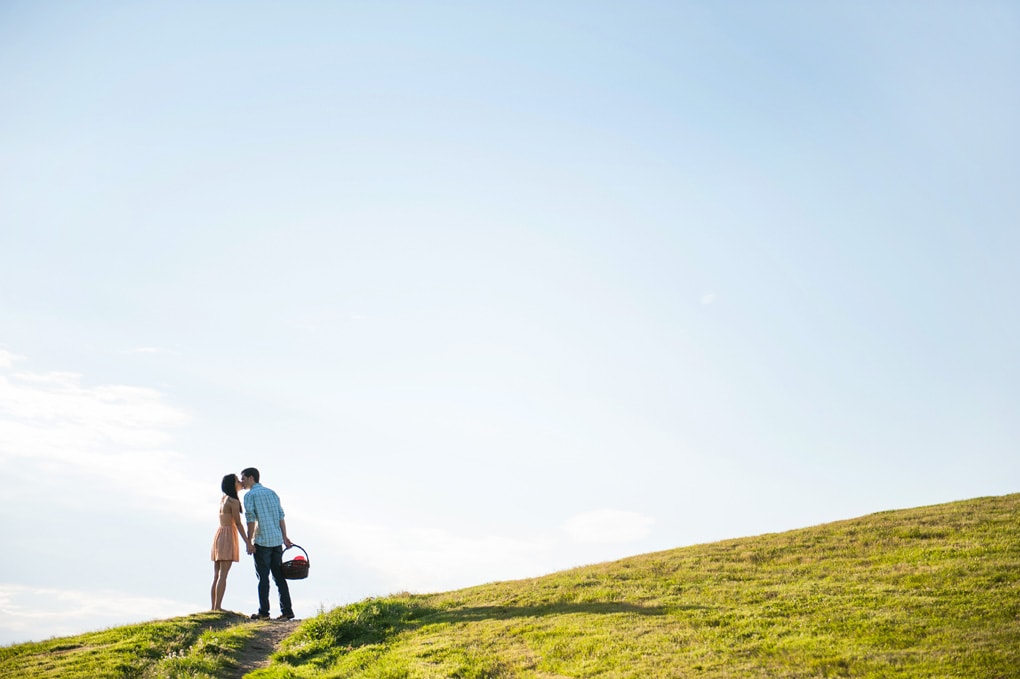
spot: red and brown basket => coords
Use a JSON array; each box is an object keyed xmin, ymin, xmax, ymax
[{"xmin": 281, "ymin": 544, "xmax": 310, "ymax": 580}]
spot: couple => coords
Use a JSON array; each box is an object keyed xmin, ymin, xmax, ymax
[{"xmin": 211, "ymin": 467, "xmax": 296, "ymax": 620}]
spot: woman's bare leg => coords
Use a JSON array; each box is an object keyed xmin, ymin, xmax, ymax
[
  {"xmin": 213, "ymin": 561, "xmax": 233, "ymax": 610},
  {"xmin": 211, "ymin": 562, "xmax": 219, "ymax": 610}
]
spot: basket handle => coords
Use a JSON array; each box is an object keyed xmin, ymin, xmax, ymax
[{"xmin": 283, "ymin": 543, "xmax": 309, "ymax": 566}]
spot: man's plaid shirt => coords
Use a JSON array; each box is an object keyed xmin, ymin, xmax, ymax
[{"xmin": 243, "ymin": 483, "xmax": 286, "ymax": 547}]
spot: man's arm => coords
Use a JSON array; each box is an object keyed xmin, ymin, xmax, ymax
[
  {"xmin": 246, "ymin": 521, "xmax": 256, "ymax": 554},
  {"xmin": 280, "ymin": 518, "xmax": 293, "ymax": 549}
]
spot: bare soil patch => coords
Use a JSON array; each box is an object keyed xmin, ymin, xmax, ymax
[{"xmin": 228, "ymin": 619, "xmax": 300, "ymax": 678}]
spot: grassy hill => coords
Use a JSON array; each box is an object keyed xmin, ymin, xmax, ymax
[
  {"xmin": 3, "ymin": 493, "xmax": 1018, "ymax": 678},
  {"xmin": 0, "ymin": 611, "xmax": 255, "ymax": 678}
]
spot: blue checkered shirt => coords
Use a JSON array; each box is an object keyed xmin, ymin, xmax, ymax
[{"xmin": 243, "ymin": 483, "xmax": 286, "ymax": 547}]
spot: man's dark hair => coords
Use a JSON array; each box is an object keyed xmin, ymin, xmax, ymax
[{"xmin": 242, "ymin": 467, "xmax": 260, "ymax": 483}]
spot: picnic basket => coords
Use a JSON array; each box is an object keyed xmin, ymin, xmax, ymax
[{"xmin": 281, "ymin": 544, "xmax": 310, "ymax": 580}]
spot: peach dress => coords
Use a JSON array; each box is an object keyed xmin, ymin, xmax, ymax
[{"xmin": 211, "ymin": 496, "xmax": 242, "ymax": 562}]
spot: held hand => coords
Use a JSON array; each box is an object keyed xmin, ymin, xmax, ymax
[
  {"xmin": 284, "ymin": 537, "xmax": 293, "ymax": 549},
  {"xmin": 246, "ymin": 542, "xmax": 255, "ymax": 555}
]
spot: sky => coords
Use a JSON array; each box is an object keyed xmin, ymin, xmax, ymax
[{"xmin": 1, "ymin": 1, "xmax": 1018, "ymax": 646}]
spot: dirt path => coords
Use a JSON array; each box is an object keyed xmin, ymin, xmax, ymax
[{"xmin": 229, "ymin": 619, "xmax": 300, "ymax": 678}]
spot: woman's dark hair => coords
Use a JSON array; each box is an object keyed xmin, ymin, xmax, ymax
[{"xmin": 221, "ymin": 474, "xmax": 242, "ymax": 512}]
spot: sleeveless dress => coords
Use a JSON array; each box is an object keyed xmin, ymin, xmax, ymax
[{"xmin": 211, "ymin": 496, "xmax": 242, "ymax": 562}]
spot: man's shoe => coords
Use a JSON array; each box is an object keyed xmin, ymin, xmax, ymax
[
  {"xmin": 251, "ymin": 613, "xmax": 270, "ymax": 620},
  {"xmin": 276, "ymin": 613, "xmax": 295, "ymax": 621}
]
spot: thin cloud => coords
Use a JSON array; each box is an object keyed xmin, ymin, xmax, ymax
[
  {"xmin": 0, "ymin": 348, "xmax": 24, "ymax": 369},
  {"xmin": 298, "ymin": 511, "xmax": 552, "ymax": 594},
  {"xmin": 0, "ymin": 584, "xmax": 194, "ymax": 644},
  {"xmin": 562, "ymin": 509, "xmax": 656, "ymax": 544},
  {"xmin": 701, "ymin": 292, "xmax": 718, "ymax": 305},
  {"xmin": 0, "ymin": 352, "xmax": 207, "ymax": 519}
]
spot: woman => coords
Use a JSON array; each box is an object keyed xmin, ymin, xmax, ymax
[{"xmin": 210, "ymin": 474, "xmax": 252, "ymax": 611}]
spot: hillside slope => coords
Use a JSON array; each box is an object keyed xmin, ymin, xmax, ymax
[
  {"xmin": 258, "ymin": 493, "xmax": 1020, "ymax": 678},
  {"xmin": 2, "ymin": 494, "xmax": 1017, "ymax": 678}
]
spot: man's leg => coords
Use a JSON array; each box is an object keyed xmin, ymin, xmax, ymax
[
  {"xmin": 253, "ymin": 546, "xmax": 272, "ymax": 617},
  {"xmin": 269, "ymin": 546, "xmax": 294, "ymax": 617}
]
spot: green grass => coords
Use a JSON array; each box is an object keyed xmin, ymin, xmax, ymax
[
  {"xmin": 4, "ymin": 494, "xmax": 1018, "ymax": 678},
  {"xmin": 0, "ymin": 611, "xmax": 256, "ymax": 678},
  {"xmin": 255, "ymin": 493, "xmax": 1020, "ymax": 678}
]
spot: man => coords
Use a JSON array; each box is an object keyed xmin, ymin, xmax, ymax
[{"xmin": 240, "ymin": 467, "xmax": 295, "ymax": 621}]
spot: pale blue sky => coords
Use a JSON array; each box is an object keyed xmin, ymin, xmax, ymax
[{"xmin": 1, "ymin": 1, "xmax": 1018, "ymax": 645}]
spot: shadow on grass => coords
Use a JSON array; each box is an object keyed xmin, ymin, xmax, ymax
[
  {"xmin": 437, "ymin": 602, "xmax": 667, "ymax": 622},
  {"xmin": 292, "ymin": 598, "xmax": 686, "ymax": 659}
]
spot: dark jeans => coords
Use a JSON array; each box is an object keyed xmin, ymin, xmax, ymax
[{"xmin": 253, "ymin": 544, "xmax": 293, "ymax": 617}]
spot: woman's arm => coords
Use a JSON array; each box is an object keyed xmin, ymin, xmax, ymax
[{"xmin": 232, "ymin": 500, "xmax": 252, "ymax": 549}]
